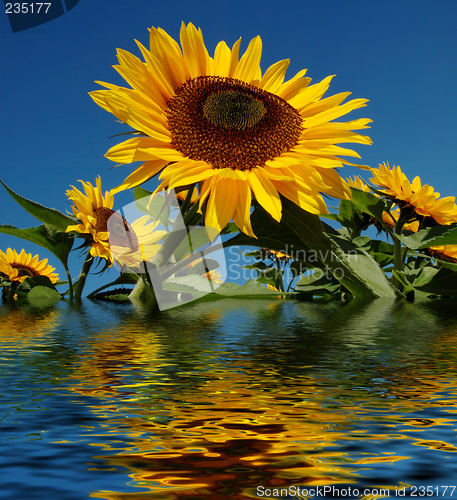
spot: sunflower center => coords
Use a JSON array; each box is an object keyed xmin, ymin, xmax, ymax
[
  {"xmin": 94, "ymin": 207, "xmax": 139, "ymax": 252},
  {"xmin": 167, "ymin": 76, "xmax": 303, "ymax": 171},
  {"xmin": 203, "ymin": 90, "xmax": 266, "ymax": 130},
  {"xmin": 12, "ymin": 265, "xmax": 36, "ymax": 278}
]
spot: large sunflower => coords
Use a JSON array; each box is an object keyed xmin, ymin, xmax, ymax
[
  {"xmin": 0, "ymin": 248, "xmax": 59, "ymax": 284},
  {"xmin": 90, "ymin": 23, "xmax": 372, "ymax": 236},
  {"xmin": 66, "ymin": 177, "xmax": 166, "ymax": 267},
  {"xmin": 370, "ymin": 163, "xmax": 457, "ymax": 226}
]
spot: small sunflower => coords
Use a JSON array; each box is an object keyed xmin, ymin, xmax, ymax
[
  {"xmin": 204, "ymin": 270, "xmax": 223, "ymax": 283},
  {"xmin": 370, "ymin": 163, "xmax": 457, "ymax": 225},
  {"xmin": 91, "ymin": 22, "xmax": 372, "ymax": 236},
  {"xmin": 381, "ymin": 207, "xmax": 420, "ymax": 232},
  {"xmin": 428, "ymin": 245, "xmax": 457, "ymax": 263},
  {"xmin": 112, "ymin": 215, "xmax": 166, "ymax": 271},
  {"xmin": 346, "ymin": 175, "xmax": 371, "ymax": 193},
  {"xmin": 176, "ymin": 187, "xmax": 199, "ymax": 204},
  {"xmin": 0, "ymin": 248, "xmax": 59, "ymax": 284},
  {"xmin": 264, "ymin": 248, "xmax": 290, "ymax": 261},
  {"xmin": 66, "ymin": 177, "xmax": 165, "ymax": 267}
]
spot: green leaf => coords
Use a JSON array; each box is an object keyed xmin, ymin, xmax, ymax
[
  {"xmin": 92, "ymin": 287, "xmax": 133, "ymax": 303},
  {"xmin": 412, "ymin": 266, "xmax": 457, "ymax": 295},
  {"xmin": 224, "ymin": 199, "xmax": 397, "ymax": 298},
  {"xmin": 0, "ymin": 224, "xmax": 73, "ymax": 270},
  {"xmin": 87, "ymin": 272, "xmax": 140, "ymax": 299},
  {"xmin": 1, "ymin": 180, "xmax": 75, "ymax": 231},
  {"xmin": 214, "ymin": 279, "xmax": 288, "ymax": 296},
  {"xmin": 27, "ymin": 286, "xmax": 61, "ymax": 307},
  {"xmin": 398, "ymin": 223, "xmax": 457, "ymax": 250},
  {"xmin": 350, "ymin": 188, "xmax": 388, "ymax": 223}
]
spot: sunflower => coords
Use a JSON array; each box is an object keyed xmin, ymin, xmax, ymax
[
  {"xmin": 370, "ymin": 163, "xmax": 457, "ymax": 226},
  {"xmin": 381, "ymin": 207, "xmax": 420, "ymax": 232},
  {"xmin": 204, "ymin": 270, "xmax": 223, "ymax": 283},
  {"xmin": 175, "ymin": 186, "xmax": 199, "ymax": 204},
  {"xmin": 0, "ymin": 248, "xmax": 59, "ymax": 284},
  {"xmin": 66, "ymin": 177, "xmax": 166, "ymax": 267},
  {"xmin": 264, "ymin": 248, "xmax": 290, "ymax": 261},
  {"xmin": 346, "ymin": 175, "xmax": 371, "ymax": 193},
  {"xmin": 90, "ymin": 22, "xmax": 372, "ymax": 236},
  {"xmin": 111, "ymin": 215, "xmax": 166, "ymax": 271},
  {"xmin": 428, "ymin": 245, "xmax": 457, "ymax": 263}
]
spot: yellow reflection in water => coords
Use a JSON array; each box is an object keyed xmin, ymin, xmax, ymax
[
  {"xmin": 57, "ymin": 303, "xmax": 424, "ymax": 499},
  {"xmin": 0, "ymin": 308, "xmax": 60, "ymax": 351}
]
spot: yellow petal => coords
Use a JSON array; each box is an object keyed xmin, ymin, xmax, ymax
[
  {"xmin": 233, "ymin": 36, "xmax": 262, "ymax": 83},
  {"xmin": 180, "ymin": 22, "xmax": 213, "ymax": 78},
  {"xmin": 111, "ymin": 160, "xmax": 168, "ymax": 194},
  {"xmin": 247, "ymin": 169, "xmax": 282, "ymax": 222},
  {"xmin": 213, "ymin": 40, "xmax": 231, "ymax": 77},
  {"xmin": 259, "ymin": 59, "xmax": 289, "ymax": 94},
  {"xmin": 205, "ymin": 177, "xmax": 239, "ymax": 234},
  {"xmin": 232, "ymin": 180, "xmax": 255, "ymax": 238}
]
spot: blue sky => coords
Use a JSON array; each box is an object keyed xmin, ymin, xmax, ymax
[{"xmin": 1, "ymin": 0, "xmax": 457, "ymax": 293}]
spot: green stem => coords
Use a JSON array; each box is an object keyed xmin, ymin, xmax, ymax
[
  {"xmin": 65, "ymin": 266, "xmax": 73, "ymax": 301},
  {"xmin": 74, "ymin": 254, "xmax": 93, "ymax": 301},
  {"xmin": 179, "ymin": 184, "xmax": 196, "ymax": 217},
  {"xmin": 391, "ymin": 218, "xmax": 406, "ymax": 289}
]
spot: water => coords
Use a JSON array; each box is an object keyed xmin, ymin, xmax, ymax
[{"xmin": 1, "ymin": 297, "xmax": 457, "ymax": 499}]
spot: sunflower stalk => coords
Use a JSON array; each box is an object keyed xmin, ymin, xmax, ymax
[
  {"xmin": 179, "ymin": 184, "xmax": 197, "ymax": 217},
  {"xmin": 74, "ymin": 254, "xmax": 93, "ymax": 301},
  {"xmin": 391, "ymin": 218, "xmax": 407, "ymax": 290}
]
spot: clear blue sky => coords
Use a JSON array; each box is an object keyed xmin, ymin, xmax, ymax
[{"xmin": 1, "ymin": 0, "xmax": 457, "ymax": 293}]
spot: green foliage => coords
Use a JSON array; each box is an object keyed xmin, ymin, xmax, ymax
[
  {"xmin": 224, "ymin": 198, "xmax": 397, "ymax": 299},
  {"xmin": 27, "ymin": 286, "xmax": 62, "ymax": 307},
  {"xmin": 398, "ymin": 224, "xmax": 457, "ymax": 250},
  {"xmin": 1, "ymin": 180, "xmax": 75, "ymax": 231},
  {"xmin": 0, "ymin": 224, "xmax": 73, "ymax": 271}
]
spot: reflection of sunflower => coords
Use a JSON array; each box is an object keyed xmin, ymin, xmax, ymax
[
  {"xmin": 66, "ymin": 177, "xmax": 165, "ymax": 267},
  {"xmin": 0, "ymin": 248, "xmax": 59, "ymax": 283},
  {"xmin": 90, "ymin": 22, "xmax": 372, "ymax": 236},
  {"xmin": 370, "ymin": 163, "xmax": 457, "ymax": 225}
]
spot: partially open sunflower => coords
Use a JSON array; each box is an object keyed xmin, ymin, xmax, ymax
[
  {"xmin": 370, "ymin": 163, "xmax": 457, "ymax": 226},
  {"xmin": 0, "ymin": 248, "xmax": 59, "ymax": 284},
  {"xmin": 91, "ymin": 22, "xmax": 372, "ymax": 236},
  {"xmin": 66, "ymin": 177, "xmax": 165, "ymax": 267}
]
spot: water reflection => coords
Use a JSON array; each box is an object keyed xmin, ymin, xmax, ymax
[{"xmin": 2, "ymin": 298, "xmax": 457, "ymax": 499}]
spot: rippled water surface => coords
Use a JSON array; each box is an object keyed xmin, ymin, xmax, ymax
[{"xmin": 2, "ymin": 297, "xmax": 457, "ymax": 499}]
